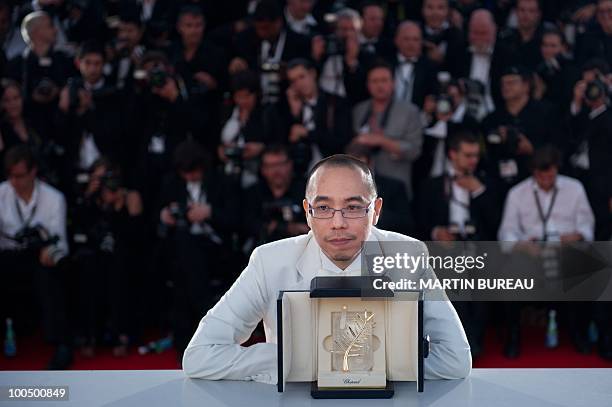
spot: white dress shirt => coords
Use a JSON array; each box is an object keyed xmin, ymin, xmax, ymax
[
  {"xmin": 0, "ymin": 180, "xmax": 68, "ymax": 258},
  {"xmin": 498, "ymin": 175, "xmax": 595, "ymax": 241},
  {"xmin": 319, "ymin": 55, "xmax": 346, "ymax": 97},
  {"xmin": 284, "ymin": 9, "xmax": 317, "ymax": 35}
]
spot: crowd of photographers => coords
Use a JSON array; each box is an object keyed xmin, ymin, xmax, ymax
[{"xmin": 0, "ymin": 0, "xmax": 611, "ymax": 369}]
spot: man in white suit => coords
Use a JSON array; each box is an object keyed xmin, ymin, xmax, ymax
[{"xmin": 183, "ymin": 154, "xmax": 471, "ymax": 383}]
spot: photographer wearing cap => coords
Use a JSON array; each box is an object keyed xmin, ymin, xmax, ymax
[{"xmin": 0, "ymin": 144, "xmax": 72, "ymax": 369}]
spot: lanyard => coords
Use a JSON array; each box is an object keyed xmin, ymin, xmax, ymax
[
  {"xmin": 533, "ymin": 187, "xmax": 558, "ymax": 241},
  {"xmin": 15, "ymin": 197, "xmax": 37, "ymax": 229}
]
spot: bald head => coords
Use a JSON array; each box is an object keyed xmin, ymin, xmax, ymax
[
  {"xmin": 20, "ymin": 11, "xmax": 55, "ymax": 46},
  {"xmin": 305, "ymin": 155, "xmax": 377, "ymax": 202},
  {"xmin": 395, "ymin": 21, "xmax": 422, "ymax": 59},
  {"xmin": 469, "ymin": 9, "xmax": 496, "ymax": 51}
]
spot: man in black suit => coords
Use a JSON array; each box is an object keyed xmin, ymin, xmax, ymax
[
  {"xmin": 159, "ymin": 140, "xmax": 240, "ymax": 360},
  {"xmin": 417, "ymin": 131, "xmax": 501, "ymax": 358},
  {"xmin": 229, "ymin": 0, "xmax": 311, "ymax": 105},
  {"xmin": 283, "ymin": 58, "xmax": 353, "ymax": 175},
  {"xmin": 575, "ymin": 0, "xmax": 612, "ymax": 67},
  {"xmin": 359, "ymin": 1, "xmax": 395, "ymax": 61},
  {"xmin": 421, "ymin": 0, "xmax": 466, "ymax": 74},
  {"xmin": 389, "ymin": 20, "xmax": 437, "ymax": 109}
]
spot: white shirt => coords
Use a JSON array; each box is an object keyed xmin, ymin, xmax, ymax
[
  {"xmin": 498, "ymin": 175, "xmax": 595, "ymax": 241},
  {"xmin": 319, "ymin": 55, "xmax": 346, "ymax": 97},
  {"xmin": 0, "ymin": 180, "xmax": 68, "ymax": 257},
  {"xmin": 447, "ymin": 166, "xmax": 471, "ymax": 233},
  {"xmin": 468, "ymin": 46, "xmax": 495, "ymax": 114},
  {"xmin": 319, "ymin": 248, "xmax": 362, "ymax": 276},
  {"xmin": 284, "ymin": 9, "xmax": 317, "ymax": 35},
  {"xmin": 394, "ymin": 54, "xmax": 416, "ymax": 102}
]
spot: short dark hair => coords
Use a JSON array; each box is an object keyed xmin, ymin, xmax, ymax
[
  {"xmin": 262, "ymin": 144, "xmax": 290, "ymax": 160},
  {"xmin": 230, "ymin": 70, "xmax": 260, "ymax": 94},
  {"xmin": 305, "ymin": 154, "xmax": 377, "ymax": 200},
  {"xmin": 4, "ymin": 145, "xmax": 36, "ymax": 176},
  {"xmin": 531, "ymin": 145, "xmax": 561, "ymax": 171},
  {"xmin": 582, "ymin": 58, "xmax": 610, "ymax": 75},
  {"xmin": 448, "ymin": 131, "xmax": 480, "ymax": 152},
  {"xmin": 541, "ymin": 27, "xmax": 568, "ymax": 48},
  {"xmin": 286, "ymin": 58, "xmax": 315, "ymax": 72},
  {"xmin": 254, "ymin": 0, "xmax": 282, "ymax": 21},
  {"xmin": 367, "ymin": 58, "xmax": 394, "ymax": 78},
  {"xmin": 173, "ymin": 140, "xmax": 209, "ymax": 173},
  {"xmin": 119, "ymin": 12, "xmax": 143, "ymax": 28},
  {"xmin": 77, "ymin": 40, "xmax": 105, "ymax": 60},
  {"xmin": 177, "ymin": 5, "xmax": 205, "ymax": 21},
  {"xmin": 360, "ymin": 0, "xmax": 383, "ymax": 15}
]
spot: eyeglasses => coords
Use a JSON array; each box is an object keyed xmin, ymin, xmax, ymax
[{"xmin": 308, "ymin": 201, "xmax": 374, "ymax": 219}]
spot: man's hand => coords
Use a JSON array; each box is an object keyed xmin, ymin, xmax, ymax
[
  {"xmin": 311, "ymin": 35, "xmax": 326, "ymax": 62},
  {"xmin": 229, "ymin": 57, "xmax": 249, "ymax": 74},
  {"xmin": 516, "ymin": 134, "xmax": 534, "ymax": 155},
  {"xmin": 354, "ymin": 133, "xmax": 385, "ymax": 148},
  {"xmin": 160, "ymin": 205, "xmax": 177, "ymax": 226},
  {"xmin": 560, "ymin": 232, "xmax": 583, "ymax": 243},
  {"xmin": 39, "ymin": 246, "xmax": 56, "ymax": 267},
  {"xmin": 286, "ymin": 85, "xmax": 303, "ymax": 117},
  {"xmin": 152, "ymin": 78, "xmax": 179, "ymax": 102},
  {"xmin": 194, "ymin": 71, "xmax": 218, "ymax": 90},
  {"xmin": 573, "ymin": 80, "xmax": 586, "ymax": 110},
  {"xmin": 243, "ymin": 142, "xmax": 264, "ymax": 159},
  {"xmin": 187, "ymin": 203, "xmax": 212, "ymax": 224},
  {"xmin": 344, "ymin": 31, "xmax": 360, "ymax": 68},
  {"xmin": 289, "ymin": 124, "xmax": 308, "ymax": 143},
  {"xmin": 432, "ymin": 226, "xmax": 456, "ymax": 241},
  {"xmin": 454, "ymin": 175, "xmax": 484, "ymax": 193},
  {"xmin": 424, "ymin": 41, "xmax": 444, "ymax": 64}
]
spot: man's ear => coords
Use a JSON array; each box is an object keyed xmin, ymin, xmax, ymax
[
  {"xmin": 303, "ymin": 199, "xmax": 312, "ymax": 228},
  {"xmin": 372, "ymin": 197, "xmax": 383, "ymax": 226}
]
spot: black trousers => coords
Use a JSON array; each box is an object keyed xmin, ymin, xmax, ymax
[{"xmin": 0, "ymin": 250, "xmax": 70, "ymax": 346}]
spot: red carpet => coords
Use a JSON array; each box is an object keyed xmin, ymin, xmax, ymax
[{"xmin": 2, "ymin": 326, "xmax": 612, "ymax": 371}]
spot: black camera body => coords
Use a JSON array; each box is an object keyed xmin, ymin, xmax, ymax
[
  {"xmin": 14, "ymin": 225, "xmax": 60, "ymax": 252},
  {"xmin": 325, "ymin": 34, "xmax": 346, "ymax": 57},
  {"xmin": 33, "ymin": 77, "xmax": 57, "ymax": 98},
  {"xmin": 169, "ymin": 202, "xmax": 190, "ymax": 230},
  {"xmin": 99, "ymin": 170, "xmax": 122, "ymax": 192},
  {"xmin": 262, "ymin": 199, "xmax": 303, "ymax": 223},
  {"xmin": 487, "ymin": 125, "xmax": 521, "ymax": 154},
  {"xmin": 585, "ymin": 78, "xmax": 607, "ymax": 102}
]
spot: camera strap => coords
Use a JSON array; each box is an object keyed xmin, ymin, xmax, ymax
[
  {"xmin": 533, "ymin": 186, "xmax": 558, "ymax": 241},
  {"xmin": 15, "ymin": 196, "xmax": 38, "ymax": 230}
]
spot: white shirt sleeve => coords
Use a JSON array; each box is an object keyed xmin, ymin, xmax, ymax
[
  {"xmin": 498, "ymin": 189, "xmax": 524, "ymax": 241},
  {"xmin": 182, "ymin": 247, "xmax": 278, "ymax": 384}
]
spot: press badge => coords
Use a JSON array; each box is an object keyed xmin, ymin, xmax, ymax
[
  {"xmin": 148, "ymin": 134, "xmax": 166, "ymax": 154},
  {"xmin": 499, "ymin": 159, "xmax": 518, "ymax": 178}
]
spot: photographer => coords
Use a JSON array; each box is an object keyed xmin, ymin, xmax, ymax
[
  {"xmin": 481, "ymin": 65, "xmax": 560, "ymax": 188},
  {"xmin": 568, "ymin": 59, "xmax": 612, "ymax": 240},
  {"xmin": 158, "ymin": 140, "xmax": 239, "ymax": 360},
  {"xmin": 420, "ymin": 0, "xmax": 466, "ymax": 73},
  {"xmin": 71, "ymin": 158, "xmax": 144, "ymax": 358},
  {"xmin": 282, "ymin": 58, "xmax": 353, "ymax": 176},
  {"xmin": 243, "ymin": 145, "xmax": 308, "ymax": 246},
  {"xmin": 106, "ymin": 13, "xmax": 145, "ymax": 92},
  {"xmin": 6, "ymin": 11, "xmax": 74, "ymax": 124},
  {"xmin": 219, "ymin": 70, "xmax": 282, "ymax": 188},
  {"xmin": 57, "ymin": 40, "xmax": 123, "ymax": 198},
  {"xmin": 168, "ymin": 6, "xmax": 228, "ymax": 142},
  {"xmin": 229, "ymin": 0, "xmax": 311, "ymax": 105},
  {"xmin": 0, "ymin": 145, "xmax": 72, "ymax": 369}
]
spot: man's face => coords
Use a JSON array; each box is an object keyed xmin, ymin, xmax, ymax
[
  {"xmin": 255, "ymin": 18, "xmax": 282, "ymax": 41},
  {"xmin": 261, "ymin": 153, "xmax": 292, "ymax": 188},
  {"xmin": 118, "ymin": 21, "xmax": 143, "ymax": 49},
  {"xmin": 79, "ymin": 53, "xmax": 104, "ymax": 84},
  {"xmin": 362, "ymin": 6, "xmax": 384, "ymax": 39},
  {"xmin": 336, "ymin": 16, "xmax": 358, "ymax": 40},
  {"xmin": 287, "ymin": 0, "xmax": 313, "ymax": 20},
  {"xmin": 423, "ymin": 0, "xmax": 449, "ymax": 30},
  {"xmin": 233, "ymin": 89, "xmax": 257, "ymax": 112},
  {"xmin": 533, "ymin": 166, "xmax": 557, "ymax": 191},
  {"xmin": 541, "ymin": 33, "xmax": 563, "ymax": 61},
  {"xmin": 8, "ymin": 161, "xmax": 36, "ymax": 197},
  {"xmin": 516, "ymin": 0, "xmax": 541, "ymax": 31},
  {"xmin": 287, "ymin": 65, "xmax": 317, "ymax": 98},
  {"xmin": 177, "ymin": 13, "xmax": 204, "ymax": 46},
  {"xmin": 449, "ymin": 142, "xmax": 480, "ymax": 174},
  {"xmin": 468, "ymin": 17, "xmax": 496, "ymax": 50},
  {"xmin": 180, "ymin": 169, "xmax": 204, "ymax": 183},
  {"xmin": 395, "ymin": 24, "xmax": 422, "ymax": 59},
  {"xmin": 33, "ymin": 15, "xmax": 56, "ymax": 45},
  {"xmin": 303, "ymin": 166, "xmax": 381, "ymax": 266},
  {"xmin": 501, "ymin": 74, "xmax": 529, "ymax": 101},
  {"xmin": 1, "ymin": 85, "xmax": 23, "ymax": 120},
  {"xmin": 367, "ymin": 67, "xmax": 393, "ymax": 101},
  {"xmin": 597, "ymin": 0, "xmax": 612, "ymax": 33}
]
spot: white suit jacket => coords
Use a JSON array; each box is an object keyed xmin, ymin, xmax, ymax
[{"xmin": 183, "ymin": 227, "xmax": 471, "ymax": 383}]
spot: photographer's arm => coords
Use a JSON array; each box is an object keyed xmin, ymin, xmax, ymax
[{"xmin": 182, "ymin": 247, "xmax": 277, "ymax": 383}]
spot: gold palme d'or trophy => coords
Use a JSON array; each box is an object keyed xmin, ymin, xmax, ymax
[{"xmin": 332, "ymin": 306, "xmax": 375, "ymax": 372}]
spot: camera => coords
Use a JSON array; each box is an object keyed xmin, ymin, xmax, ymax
[
  {"xmin": 584, "ymin": 78, "xmax": 607, "ymax": 102},
  {"xmin": 223, "ymin": 145, "xmax": 244, "ymax": 176},
  {"xmin": 33, "ymin": 77, "xmax": 57, "ymax": 98},
  {"xmin": 324, "ymin": 34, "xmax": 346, "ymax": 57},
  {"xmin": 89, "ymin": 220, "xmax": 115, "ymax": 253},
  {"xmin": 436, "ymin": 94, "xmax": 454, "ymax": 115},
  {"xmin": 133, "ymin": 64, "xmax": 169, "ymax": 90},
  {"xmin": 487, "ymin": 125, "xmax": 521, "ymax": 154},
  {"xmin": 462, "ymin": 78, "xmax": 486, "ymax": 121},
  {"xmin": 169, "ymin": 202, "xmax": 190, "ymax": 230},
  {"xmin": 99, "ymin": 170, "xmax": 122, "ymax": 192},
  {"xmin": 14, "ymin": 225, "xmax": 60, "ymax": 252},
  {"xmin": 262, "ymin": 199, "xmax": 303, "ymax": 223}
]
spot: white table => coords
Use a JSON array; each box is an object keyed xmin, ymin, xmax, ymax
[{"xmin": 1, "ymin": 368, "xmax": 611, "ymax": 406}]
